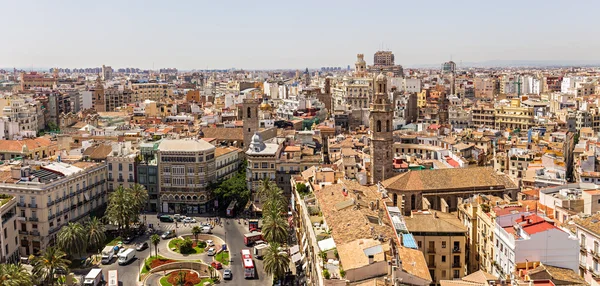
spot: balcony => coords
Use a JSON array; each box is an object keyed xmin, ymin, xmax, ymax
[
  {"xmin": 453, "ymin": 262, "xmax": 461, "ymax": 268},
  {"xmin": 453, "ymin": 247, "xmax": 461, "ymax": 253},
  {"xmin": 18, "ymin": 230, "xmax": 28, "ymax": 235},
  {"xmin": 70, "ymin": 205, "xmax": 76, "ymax": 210},
  {"xmin": 28, "ymin": 204, "xmax": 37, "ymax": 208},
  {"xmin": 428, "ymin": 262, "xmax": 436, "ymax": 268},
  {"xmin": 28, "ymin": 217, "xmax": 38, "ymax": 222},
  {"xmin": 17, "ymin": 202, "xmax": 25, "ymax": 207},
  {"xmin": 77, "ymin": 201, "xmax": 83, "ymax": 207},
  {"xmin": 427, "ymin": 248, "xmax": 436, "ymax": 253},
  {"xmin": 581, "ymin": 244, "xmax": 587, "ymax": 253},
  {"xmin": 127, "ymin": 178, "xmax": 135, "ymax": 182},
  {"xmin": 48, "ymin": 214, "xmax": 55, "ymax": 220},
  {"xmin": 117, "ymin": 178, "xmax": 124, "ymax": 182},
  {"xmin": 69, "ymin": 193, "xmax": 75, "ymax": 198},
  {"xmin": 591, "ymin": 250, "xmax": 600, "ymax": 260},
  {"xmin": 30, "ymin": 230, "xmax": 40, "ymax": 236},
  {"xmin": 47, "ymin": 201, "xmax": 54, "ymax": 207}
]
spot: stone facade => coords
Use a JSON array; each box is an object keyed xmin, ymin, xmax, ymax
[{"xmin": 370, "ymin": 73, "xmax": 394, "ymax": 184}]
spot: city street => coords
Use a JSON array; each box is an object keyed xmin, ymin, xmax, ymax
[{"xmin": 97, "ymin": 214, "xmax": 269, "ymax": 286}]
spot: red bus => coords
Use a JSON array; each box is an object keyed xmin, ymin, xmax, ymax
[
  {"xmin": 243, "ymin": 232, "xmax": 263, "ymax": 246},
  {"xmin": 241, "ymin": 249, "xmax": 255, "ymax": 279}
]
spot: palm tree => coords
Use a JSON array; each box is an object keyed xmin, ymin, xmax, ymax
[
  {"xmin": 32, "ymin": 247, "xmax": 70, "ymax": 286},
  {"xmin": 151, "ymin": 234, "xmax": 160, "ymax": 258},
  {"xmin": 263, "ymin": 242, "xmax": 290, "ymax": 281},
  {"xmin": 57, "ymin": 222, "xmax": 87, "ymax": 258},
  {"xmin": 0, "ymin": 263, "xmax": 33, "ymax": 286},
  {"xmin": 262, "ymin": 209, "xmax": 289, "ymax": 244},
  {"xmin": 85, "ymin": 217, "xmax": 106, "ymax": 252},
  {"xmin": 105, "ymin": 186, "xmax": 133, "ymax": 233},
  {"xmin": 191, "ymin": 226, "xmax": 201, "ymax": 242},
  {"xmin": 129, "ymin": 184, "xmax": 149, "ymax": 216}
]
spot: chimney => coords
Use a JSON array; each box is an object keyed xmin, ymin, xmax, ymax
[
  {"xmin": 10, "ymin": 166, "xmax": 21, "ymax": 180},
  {"xmin": 521, "ymin": 214, "xmax": 525, "ymax": 221},
  {"xmin": 368, "ymin": 255, "xmax": 374, "ymax": 264}
]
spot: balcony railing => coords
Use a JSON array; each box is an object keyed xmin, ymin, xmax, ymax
[
  {"xmin": 17, "ymin": 202, "xmax": 25, "ymax": 207},
  {"xmin": 117, "ymin": 178, "xmax": 124, "ymax": 182},
  {"xmin": 428, "ymin": 262, "xmax": 436, "ymax": 268},
  {"xmin": 48, "ymin": 214, "xmax": 55, "ymax": 220},
  {"xmin": 18, "ymin": 230, "xmax": 28, "ymax": 235},
  {"xmin": 28, "ymin": 204, "xmax": 37, "ymax": 208},
  {"xmin": 47, "ymin": 201, "xmax": 54, "ymax": 207},
  {"xmin": 30, "ymin": 230, "xmax": 40, "ymax": 236},
  {"xmin": 581, "ymin": 244, "xmax": 587, "ymax": 253},
  {"xmin": 128, "ymin": 178, "xmax": 135, "ymax": 182},
  {"xmin": 591, "ymin": 250, "xmax": 600, "ymax": 260},
  {"xmin": 427, "ymin": 248, "xmax": 436, "ymax": 253},
  {"xmin": 453, "ymin": 247, "xmax": 461, "ymax": 253},
  {"xmin": 452, "ymin": 262, "xmax": 461, "ymax": 268},
  {"xmin": 28, "ymin": 217, "xmax": 38, "ymax": 222}
]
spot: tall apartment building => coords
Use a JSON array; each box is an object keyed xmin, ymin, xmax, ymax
[
  {"xmin": 368, "ymin": 51, "xmax": 404, "ymax": 77},
  {"xmin": 215, "ymin": 146, "xmax": 241, "ymax": 181},
  {"xmin": 575, "ymin": 213, "xmax": 600, "ymax": 282},
  {"xmin": 473, "ymin": 78, "xmax": 495, "ymax": 99},
  {"xmin": 471, "ymin": 106, "xmax": 495, "ymax": 129},
  {"xmin": 495, "ymin": 101, "xmax": 534, "ymax": 131},
  {"xmin": 245, "ymin": 133, "xmax": 282, "ymax": 193},
  {"xmin": 157, "ymin": 139, "xmax": 215, "ymax": 214},
  {"xmin": 0, "ymin": 161, "xmax": 107, "ymax": 255},
  {"xmin": 138, "ymin": 141, "xmax": 160, "ymax": 212},
  {"xmin": 101, "ymin": 65, "xmax": 113, "ymax": 81},
  {"xmin": 130, "ymin": 82, "xmax": 172, "ymax": 102},
  {"xmin": 20, "ymin": 72, "xmax": 57, "ymax": 91},
  {"xmin": 107, "ymin": 142, "xmax": 138, "ymax": 191},
  {"xmin": 1, "ymin": 96, "xmax": 41, "ymax": 137},
  {"xmin": 0, "ymin": 196, "xmax": 19, "ymax": 263},
  {"xmin": 404, "ymin": 211, "xmax": 467, "ymax": 284}
]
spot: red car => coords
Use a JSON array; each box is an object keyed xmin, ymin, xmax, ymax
[{"xmin": 211, "ymin": 261, "xmax": 222, "ymax": 270}]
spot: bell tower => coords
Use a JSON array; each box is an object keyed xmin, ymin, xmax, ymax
[
  {"xmin": 355, "ymin": 54, "xmax": 367, "ymax": 77},
  {"xmin": 370, "ymin": 73, "xmax": 393, "ymax": 184},
  {"xmin": 93, "ymin": 76, "xmax": 106, "ymax": 112},
  {"xmin": 242, "ymin": 98, "xmax": 260, "ymax": 151}
]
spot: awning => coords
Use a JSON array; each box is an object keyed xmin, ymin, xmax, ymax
[
  {"xmin": 292, "ymin": 253, "xmax": 302, "ymax": 263},
  {"xmin": 290, "ymin": 245, "xmax": 300, "ymax": 255}
]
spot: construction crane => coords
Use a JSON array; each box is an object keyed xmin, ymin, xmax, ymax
[{"xmin": 514, "ymin": 77, "xmax": 522, "ymax": 97}]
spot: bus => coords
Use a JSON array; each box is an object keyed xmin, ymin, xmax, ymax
[
  {"xmin": 241, "ymin": 249, "xmax": 255, "ymax": 279},
  {"xmin": 243, "ymin": 232, "xmax": 263, "ymax": 246},
  {"xmin": 107, "ymin": 270, "xmax": 118, "ymax": 286},
  {"xmin": 226, "ymin": 200, "xmax": 237, "ymax": 217}
]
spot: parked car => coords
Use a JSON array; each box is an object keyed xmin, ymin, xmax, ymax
[
  {"xmin": 123, "ymin": 237, "xmax": 133, "ymax": 244},
  {"xmin": 223, "ymin": 269, "xmax": 232, "ymax": 280},
  {"xmin": 156, "ymin": 213, "xmax": 163, "ymax": 219},
  {"xmin": 159, "ymin": 215, "xmax": 174, "ymax": 223},
  {"xmin": 207, "ymin": 248, "xmax": 215, "ymax": 256},
  {"xmin": 206, "ymin": 240, "xmax": 214, "ymax": 246},
  {"xmin": 161, "ymin": 231, "xmax": 175, "ymax": 239},
  {"xmin": 136, "ymin": 242, "xmax": 148, "ymax": 251},
  {"xmin": 211, "ymin": 261, "xmax": 222, "ymax": 270}
]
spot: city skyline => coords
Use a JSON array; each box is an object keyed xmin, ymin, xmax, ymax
[{"xmin": 2, "ymin": 0, "xmax": 600, "ymax": 69}]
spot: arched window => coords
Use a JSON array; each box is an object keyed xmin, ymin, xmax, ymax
[
  {"xmin": 247, "ymin": 107, "xmax": 251, "ymax": 118},
  {"xmin": 376, "ymin": 120, "xmax": 381, "ymax": 132}
]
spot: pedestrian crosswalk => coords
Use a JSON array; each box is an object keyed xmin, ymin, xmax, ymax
[{"xmin": 158, "ymin": 222, "xmax": 218, "ymax": 231}]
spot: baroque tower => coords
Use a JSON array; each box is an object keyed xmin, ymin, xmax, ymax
[
  {"xmin": 355, "ymin": 54, "xmax": 367, "ymax": 77},
  {"xmin": 370, "ymin": 73, "xmax": 394, "ymax": 184},
  {"xmin": 93, "ymin": 76, "xmax": 106, "ymax": 112},
  {"xmin": 242, "ymin": 98, "xmax": 260, "ymax": 151}
]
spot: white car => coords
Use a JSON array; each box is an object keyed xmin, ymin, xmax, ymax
[
  {"xmin": 183, "ymin": 217, "xmax": 196, "ymax": 223},
  {"xmin": 206, "ymin": 240, "xmax": 214, "ymax": 246},
  {"xmin": 223, "ymin": 269, "xmax": 232, "ymax": 280},
  {"xmin": 207, "ymin": 248, "xmax": 215, "ymax": 256}
]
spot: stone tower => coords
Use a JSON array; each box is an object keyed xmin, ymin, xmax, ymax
[
  {"xmin": 93, "ymin": 76, "xmax": 106, "ymax": 112},
  {"xmin": 355, "ymin": 54, "xmax": 367, "ymax": 77},
  {"xmin": 242, "ymin": 98, "xmax": 260, "ymax": 151},
  {"xmin": 370, "ymin": 73, "xmax": 394, "ymax": 184}
]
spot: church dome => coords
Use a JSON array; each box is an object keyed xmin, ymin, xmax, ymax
[
  {"xmin": 259, "ymin": 102, "xmax": 272, "ymax": 111},
  {"xmin": 251, "ymin": 132, "xmax": 262, "ymax": 144},
  {"xmin": 376, "ymin": 72, "xmax": 387, "ymax": 83}
]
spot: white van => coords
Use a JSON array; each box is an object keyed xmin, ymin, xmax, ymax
[{"xmin": 117, "ymin": 248, "xmax": 135, "ymax": 265}]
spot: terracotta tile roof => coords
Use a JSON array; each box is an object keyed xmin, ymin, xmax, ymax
[
  {"xmin": 404, "ymin": 211, "xmax": 467, "ymax": 233},
  {"xmin": 460, "ymin": 270, "xmax": 498, "ymax": 284},
  {"xmin": 201, "ymin": 127, "xmax": 243, "ymax": 141},
  {"xmin": 215, "ymin": 146, "xmax": 240, "ymax": 157},
  {"xmin": 284, "ymin": 146, "xmax": 301, "ymax": 152},
  {"xmin": 382, "ymin": 167, "xmax": 517, "ymax": 193},
  {"xmin": 397, "ymin": 246, "xmax": 432, "ymax": 282},
  {"xmin": 574, "ymin": 213, "xmax": 600, "ymax": 235},
  {"xmin": 0, "ymin": 137, "xmax": 55, "ymax": 153},
  {"xmin": 313, "ymin": 180, "xmax": 396, "ymax": 245},
  {"xmin": 527, "ymin": 264, "xmax": 586, "ymax": 286},
  {"xmin": 83, "ymin": 144, "xmax": 113, "ymax": 160}
]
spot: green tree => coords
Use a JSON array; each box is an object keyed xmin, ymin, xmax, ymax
[
  {"xmin": 85, "ymin": 217, "xmax": 106, "ymax": 252},
  {"xmin": 105, "ymin": 186, "xmax": 132, "ymax": 233},
  {"xmin": 262, "ymin": 209, "xmax": 289, "ymax": 244},
  {"xmin": 32, "ymin": 247, "xmax": 70, "ymax": 286},
  {"xmin": 151, "ymin": 234, "xmax": 161, "ymax": 258},
  {"xmin": 263, "ymin": 242, "xmax": 290, "ymax": 281},
  {"xmin": 0, "ymin": 263, "xmax": 33, "ymax": 286},
  {"xmin": 191, "ymin": 226, "xmax": 201, "ymax": 242},
  {"xmin": 179, "ymin": 238, "xmax": 194, "ymax": 254},
  {"xmin": 130, "ymin": 183, "xmax": 149, "ymax": 215},
  {"xmin": 295, "ymin": 183, "xmax": 309, "ymax": 196},
  {"xmin": 212, "ymin": 172, "xmax": 250, "ymax": 212},
  {"xmin": 57, "ymin": 222, "xmax": 87, "ymax": 258}
]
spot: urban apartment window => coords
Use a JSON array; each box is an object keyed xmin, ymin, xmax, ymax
[
  {"xmin": 442, "ymin": 255, "xmax": 446, "ymax": 262},
  {"xmin": 163, "ymin": 166, "xmax": 171, "ymax": 173},
  {"xmin": 129, "ymin": 174, "xmax": 133, "ymax": 182},
  {"xmin": 3, "ymin": 228, "xmax": 6, "ymax": 239},
  {"xmin": 453, "ymin": 270, "xmax": 460, "ymax": 279},
  {"xmin": 261, "ymin": 163, "xmax": 268, "ymax": 169},
  {"xmin": 118, "ymin": 164, "xmax": 122, "ymax": 171},
  {"xmin": 254, "ymin": 163, "xmax": 258, "ymax": 168},
  {"xmin": 187, "ymin": 167, "xmax": 194, "ymax": 174},
  {"xmin": 442, "ymin": 241, "xmax": 446, "ymax": 248},
  {"xmin": 108, "ymin": 164, "xmax": 112, "ymax": 171},
  {"xmin": 19, "ymin": 195, "xmax": 24, "ymax": 204},
  {"xmin": 129, "ymin": 164, "xmax": 133, "ymax": 172}
]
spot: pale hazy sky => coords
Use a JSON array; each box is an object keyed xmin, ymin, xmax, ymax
[{"xmin": 1, "ymin": 0, "xmax": 598, "ymax": 70}]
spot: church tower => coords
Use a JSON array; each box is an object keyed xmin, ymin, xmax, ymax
[
  {"xmin": 370, "ymin": 73, "xmax": 394, "ymax": 184},
  {"xmin": 93, "ymin": 76, "xmax": 106, "ymax": 112},
  {"xmin": 242, "ymin": 98, "xmax": 260, "ymax": 151},
  {"xmin": 355, "ymin": 54, "xmax": 367, "ymax": 77}
]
